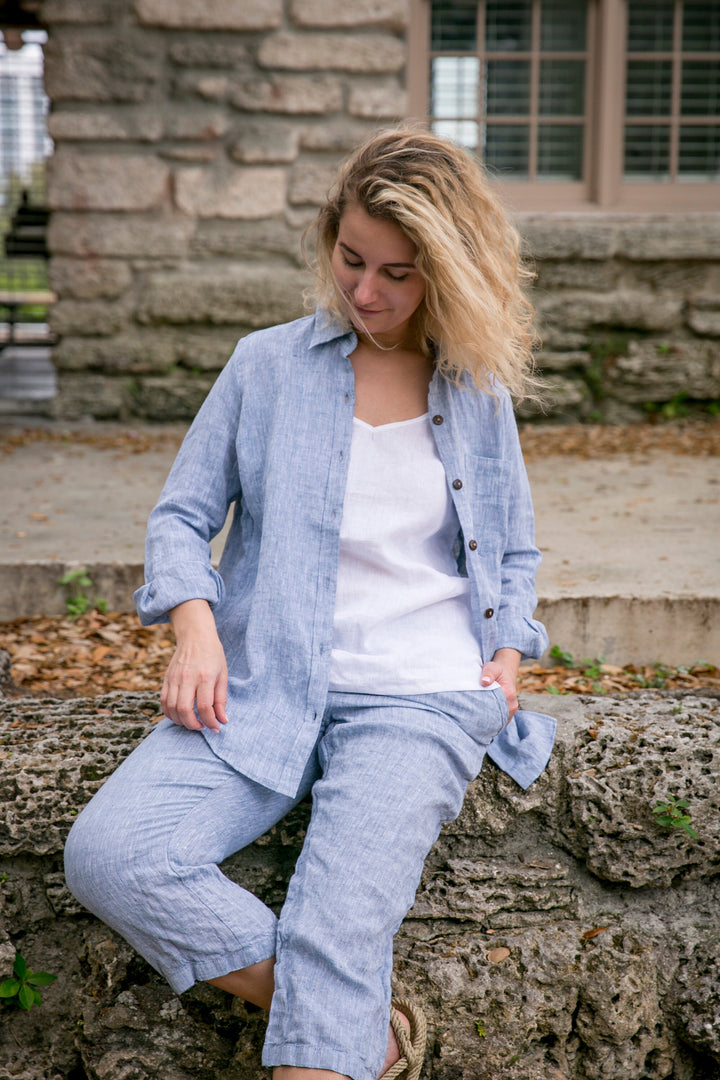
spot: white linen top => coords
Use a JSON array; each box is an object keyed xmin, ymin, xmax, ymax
[{"xmin": 328, "ymin": 413, "xmax": 485, "ymax": 693}]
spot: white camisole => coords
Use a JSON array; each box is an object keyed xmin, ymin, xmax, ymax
[{"xmin": 328, "ymin": 413, "xmax": 484, "ymax": 694}]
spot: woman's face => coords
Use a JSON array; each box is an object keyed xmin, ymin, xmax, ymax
[{"xmin": 331, "ymin": 202, "xmax": 426, "ymax": 348}]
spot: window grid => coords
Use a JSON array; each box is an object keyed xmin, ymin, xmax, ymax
[
  {"xmin": 624, "ymin": 0, "xmax": 720, "ymax": 180},
  {"xmin": 429, "ymin": 0, "xmax": 590, "ymax": 182},
  {"xmin": 411, "ymin": 0, "xmax": 720, "ymax": 208}
]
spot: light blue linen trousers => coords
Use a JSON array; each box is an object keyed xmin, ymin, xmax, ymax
[{"xmin": 64, "ymin": 686, "xmax": 530, "ymax": 1080}]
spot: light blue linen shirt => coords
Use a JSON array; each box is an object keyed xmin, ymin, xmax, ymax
[{"xmin": 135, "ymin": 312, "xmax": 555, "ymax": 796}]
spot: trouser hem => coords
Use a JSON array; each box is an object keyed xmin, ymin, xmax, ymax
[
  {"xmin": 165, "ymin": 938, "xmax": 276, "ymax": 996},
  {"xmin": 262, "ymin": 1041, "xmax": 377, "ymax": 1080}
]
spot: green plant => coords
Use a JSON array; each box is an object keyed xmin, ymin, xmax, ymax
[
  {"xmin": 653, "ymin": 797, "xmax": 698, "ymax": 840},
  {"xmin": 474, "ymin": 1020, "xmax": 486, "ymax": 1038},
  {"xmin": 643, "ymin": 392, "xmax": 691, "ymax": 421},
  {"xmin": 57, "ymin": 568, "xmax": 107, "ymax": 618},
  {"xmin": 550, "ymin": 645, "xmax": 575, "ymax": 668},
  {"xmin": 582, "ymin": 656, "xmax": 604, "ymax": 680},
  {"xmin": 0, "ymin": 953, "xmax": 56, "ymax": 1011}
]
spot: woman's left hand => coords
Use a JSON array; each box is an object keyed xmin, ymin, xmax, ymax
[{"xmin": 481, "ymin": 647, "xmax": 522, "ymax": 721}]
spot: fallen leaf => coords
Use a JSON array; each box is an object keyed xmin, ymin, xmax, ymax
[
  {"xmin": 582, "ymin": 927, "xmax": 608, "ymax": 941},
  {"xmin": 487, "ymin": 947, "xmax": 511, "ymax": 964}
]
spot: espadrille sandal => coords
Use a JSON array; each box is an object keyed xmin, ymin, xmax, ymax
[{"xmin": 382, "ymin": 997, "xmax": 427, "ymax": 1080}]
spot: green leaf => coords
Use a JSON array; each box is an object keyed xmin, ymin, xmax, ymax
[
  {"xmin": 13, "ymin": 954, "xmax": 26, "ymax": 979},
  {"xmin": 18, "ymin": 983, "xmax": 36, "ymax": 1010},
  {"xmin": 0, "ymin": 978, "xmax": 20, "ymax": 997},
  {"xmin": 27, "ymin": 972, "xmax": 56, "ymax": 987}
]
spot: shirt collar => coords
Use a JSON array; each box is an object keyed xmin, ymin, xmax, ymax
[{"xmin": 309, "ymin": 309, "xmax": 356, "ymax": 349}]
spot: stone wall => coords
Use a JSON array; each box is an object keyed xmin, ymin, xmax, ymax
[
  {"xmin": 2, "ymin": 686, "xmax": 720, "ymax": 1080},
  {"xmin": 38, "ymin": 0, "xmax": 720, "ymax": 423}
]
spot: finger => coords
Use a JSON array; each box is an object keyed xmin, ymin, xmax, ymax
[
  {"xmin": 214, "ymin": 669, "xmax": 229, "ymax": 725},
  {"xmin": 480, "ymin": 662, "xmax": 501, "ymax": 686},
  {"xmin": 173, "ymin": 683, "xmax": 203, "ymax": 730},
  {"xmin": 196, "ymin": 680, "xmax": 221, "ymax": 733}
]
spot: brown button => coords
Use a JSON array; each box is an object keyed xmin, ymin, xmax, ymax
[
  {"xmin": 484, "ymin": 607, "xmax": 494, "ymax": 619},
  {"xmin": 432, "ymin": 414, "xmax": 444, "ymax": 425},
  {"xmin": 468, "ymin": 539, "xmax": 478, "ymax": 551},
  {"xmin": 452, "ymin": 478, "xmax": 463, "ymax": 490}
]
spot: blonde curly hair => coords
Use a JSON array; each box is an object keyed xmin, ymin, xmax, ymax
[{"xmin": 305, "ymin": 127, "xmax": 539, "ymax": 401}]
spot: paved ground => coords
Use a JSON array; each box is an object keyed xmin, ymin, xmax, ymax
[{"xmin": 1, "ymin": 420, "xmax": 718, "ymax": 665}]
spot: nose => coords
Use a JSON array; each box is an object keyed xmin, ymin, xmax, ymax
[{"xmin": 353, "ymin": 270, "xmax": 379, "ymax": 306}]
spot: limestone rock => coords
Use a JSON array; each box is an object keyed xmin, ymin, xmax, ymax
[
  {"xmin": 48, "ymin": 212, "xmax": 194, "ymax": 259},
  {"xmin": 535, "ymin": 289, "xmax": 684, "ymax": 333},
  {"xmin": 2, "ymin": 689, "xmax": 720, "ymax": 1079},
  {"xmin": 290, "ymin": 0, "xmax": 408, "ymax": 31},
  {"xmin": 257, "ymin": 31, "xmax": 405, "ymax": 73},
  {"xmin": 0, "ymin": 694, "xmax": 158, "ymax": 856},
  {"xmin": 134, "ymin": 0, "xmax": 282, "ymax": 29},
  {"xmin": 672, "ymin": 935, "xmax": 720, "ymax": 1061},
  {"xmin": 174, "ymin": 165, "xmax": 286, "ymax": 219},
  {"xmin": 605, "ymin": 339, "xmax": 720, "ymax": 404},
  {"xmin": 348, "ymin": 80, "xmax": 408, "ymax": 119},
  {"xmin": 137, "ymin": 266, "xmax": 308, "ymax": 327},
  {"xmin": 48, "ymin": 152, "xmax": 170, "ymax": 212},
  {"xmin": 44, "ymin": 33, "xmax": 161, "ymax": 103},
  {"xmin": 230, "ymin": 74, "xmax": 344, "ymax": 114},
  {"xmin": 289, "ymin": 160, "xmax": 339, "ymax": 205}
]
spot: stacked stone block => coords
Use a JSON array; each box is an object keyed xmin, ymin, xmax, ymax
[
  {"xmin": 522, "ymin": 214, "xmax": 720, "ymax": 423},
  {"xmin": 38, "ymin": 0, "xmax": 720, "ymax": 422},
  {"xmin": 41, "ymin": 0, "xmax": 408, "ymax": 420}
]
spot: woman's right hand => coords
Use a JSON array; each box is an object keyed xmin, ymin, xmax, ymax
[{"xmin": 162, "ymin": 599, "xmax": 229, "ymax": 733}]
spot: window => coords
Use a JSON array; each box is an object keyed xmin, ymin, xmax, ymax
[{"xmin": 407, "ymin": 0, "xmax": 720, "ymax": 209}]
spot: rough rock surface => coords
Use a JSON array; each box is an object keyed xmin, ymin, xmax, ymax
[{"xmin": 1, "ymin": 689, "xmax": 719, "ymax": 1079}]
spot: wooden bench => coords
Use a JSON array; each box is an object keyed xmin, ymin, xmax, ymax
[{"xmin": 0, "ymin": 290, "xmax": 57, "ymax": 346}]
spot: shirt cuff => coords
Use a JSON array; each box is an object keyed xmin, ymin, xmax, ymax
[
  {"xmin": 134, "ymin": 564, "xmax": 225, "ymax": 626},
  {"xmin": 494, "ymin": 611, "xmax": 549, "ymax": 660}
]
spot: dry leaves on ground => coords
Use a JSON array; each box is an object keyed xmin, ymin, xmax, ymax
[
  {"xmin": 1, "ymin": 416, "xmax": 720, "ymax": 462},
  {"xmin": 518, "ymin": 416, "xmax": 720, "ymax": 460},
  {"xmin": 1, "ymin": 610, "xmax": 718, "ymax": 702}
]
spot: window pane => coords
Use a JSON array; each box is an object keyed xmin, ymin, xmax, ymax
[
  {"xmin": 627, "ymin": 0, "xmax": 674, "ymax": 52},
  {"xmin": 679, "ymin": 125, "xmax": 720, "ymax": 178},
  {"xmin": 540, "ymin": 0, "xmax": 587, "ymax": 51},
  {"xmin": 431, "ymin": 56, "xmax": 479, "ymax": 119},
  {"xmin": 537, "ymin": 124, "xmax": 584, "ymax": 178},
  {"xmin": 486, "ymin": 60, "xmax": 530, "ymax": 115},
  {"xmin": 432, "ymin": 118, "xmax": 479, "ymax": 151},
  {"xmin": 624, "ymin": 125, "xmax": 671, "ymax": 177},
  {"xmin": 681, "ymin": 61, "xmax": 720, "ymax": 117},
  {"xmin": 539, "ymin": 59, "xmax": 585, "ymax": 115},
  {"xmin": 626, "ymin": 60, "xmax": 672, "ymax": 116},
  {"xmin": 431, "ymin": 0, "xmax": 477, "ymax": 52},
  {"xmin": 486, "ymin": 0, "xmax": 531, "ymax": 52},
  {"xmin": 683, "ymin": 1, "xmax": 720, "ymax": 52},
  {"xmin": 484, "ymin": 124, "xmax": 529, "ymax": 175}
]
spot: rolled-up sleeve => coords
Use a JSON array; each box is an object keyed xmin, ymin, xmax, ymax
[{"xmin": 134, "ymin": 344, "xmax": 244, "ymax": 626}]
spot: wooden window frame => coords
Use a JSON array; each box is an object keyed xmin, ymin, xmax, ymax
[{"xmin": 407, "ymin": 0, "xmax": 720, "ymax": 211}]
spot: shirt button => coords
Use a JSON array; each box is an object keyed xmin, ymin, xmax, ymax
[
  {"xmin": 484, "ymin": 607, "xmax": 494, "ymax": 619},
  {"xmin": 432, "ymin": 414, "xmax": 444, "ymax": 425},
  {"xmin": 468, "ymin": 539, "xmax": 478, "ymax": 551},
  {"xmin": 452, "ymin": 478, "xmax": 463, "ymax": 490}
]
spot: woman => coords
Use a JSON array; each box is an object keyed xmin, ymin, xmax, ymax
[{"xmin": 64, "ymin": 128, "xmax": 556, "ymax": 1080}]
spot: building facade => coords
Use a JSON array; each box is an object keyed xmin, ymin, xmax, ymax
[{"xmin": 1, "ymin": 0, "xmax": 719, "ymax": 421}]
